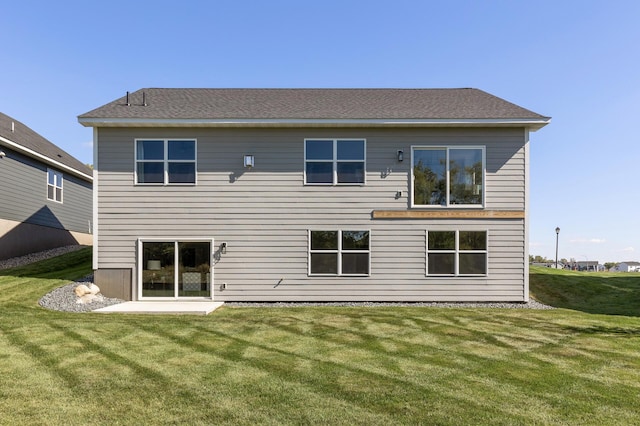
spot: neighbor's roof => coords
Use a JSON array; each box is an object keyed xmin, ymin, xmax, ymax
[
  {"xmin": 0, "ymin": 112, "xmax": 93, "ymax": 181},
  {"xmin": 78, "ymin": 88, "xmax": 550, "ymax": 130}
]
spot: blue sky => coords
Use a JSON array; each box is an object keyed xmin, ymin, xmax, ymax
[{"xmin": 2, "ymin": 0, "xmax": 638, "ymax": 263}]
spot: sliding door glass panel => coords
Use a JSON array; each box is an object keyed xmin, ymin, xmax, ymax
[
  {"xmin": 142, "ymin": 242, "xmax": 175, "ymax": 297},
  {"xmin": 178, "ymin": 242, "xmax": 211, "ymax": 297}
]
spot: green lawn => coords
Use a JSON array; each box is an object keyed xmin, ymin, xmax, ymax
[{"xmin": 1, "ymin": 251, "xmax": 640, "ymax": 425}]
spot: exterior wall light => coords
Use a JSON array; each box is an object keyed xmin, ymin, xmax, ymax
[
  {"xmin": 220, "ymin": 242, "xmax": 227, "ymax": 254},
  {"xmin": 0, "ymin": 151, "xmax": 6, "ymax": 158},
  {"xmin": 244, "ymin": 154, "xmax": 254, "ymax": 168},
  {"xmin": 397, "ymin": 150, "xmax": 404, "ymax": 162}
]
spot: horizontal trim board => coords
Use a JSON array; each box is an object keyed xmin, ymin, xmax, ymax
[
  {"xmin": 79, "ymin": 117, "xmax": 550, "ymax": 130},
  {"xmin": 372, "ymin": 210, "xmax": 525, "ymax": 219}
]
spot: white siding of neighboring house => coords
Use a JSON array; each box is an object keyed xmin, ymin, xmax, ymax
[{"xmin": 617, "ymin": 262, "xmax": 640, "ymax": 272}]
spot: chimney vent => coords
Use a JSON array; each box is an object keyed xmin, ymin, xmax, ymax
[{"xmin": 126, "ymin": 91, "xmax": 130, "ymax": 106}]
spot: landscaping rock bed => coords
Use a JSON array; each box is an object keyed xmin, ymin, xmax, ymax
[{"xmin": 39, "ymin": 278, "xmax": 126, "ymax": 313}]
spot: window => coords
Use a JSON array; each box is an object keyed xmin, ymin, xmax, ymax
[
  {"xmin": 427, "ymin": 231, "xmax": 487, "ymax": 276},
  {"xmin": 136, "ymin": 139, "xmax": 196, "ymax": 184},
  {"xmin": 412, "ymin": 147, "xmax": 484, "ymax": 207},
  {"xmin": 309, "ymin": 230, "xmax": 370, "ymax": 275},
  {"xmin": 47, "ymin": 169, "xmax": 63, "ymax": 202},
  {"xmin": 140, "ymin": 240, "xmax": 212, "ymax": 298},
  {"xmin": 305, "ymin": 139, "xmax": 365, "ymax": 185}
]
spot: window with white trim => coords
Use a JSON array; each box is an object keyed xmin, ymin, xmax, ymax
[
  {"xmin": 427, "ymin": 230, "xmax": 487, "ymax": 276},
  {"xmin": 47, "ymin": 169, "xmax": 63, "ymax": 202},
  {"xmin": 309, "ymin": 230, "xmax": 370, "ymax": 276},
  {"xmin": 305, "ymin": 139, "xmax": 365, "ymax": 185},
  {"xmin": 135, "ymin": 139, "xmax": 196, "ymax": 184},
  {"xmin": 412, "ymin": 147, "xmax": 484, "ymax": 207}
]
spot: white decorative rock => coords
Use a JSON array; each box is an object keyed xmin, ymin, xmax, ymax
[{"xmin": 74, "ymin": 284, "xmax": 91, "ymax": 297}]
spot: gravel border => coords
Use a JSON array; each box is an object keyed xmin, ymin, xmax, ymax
[
  {"xmin": 0, "ymin": 245, "xmax": 88, "ymax": 270},
  {"xmin": 7, "ymin": 245, "xmax": 554, "ymax": 312},
  {"xmin": 225, "ymin": 300, "xmax": 555, "ymax": 309}
]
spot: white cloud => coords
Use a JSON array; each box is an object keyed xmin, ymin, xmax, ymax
[
  {"xmin": 618, "ymin": 247, "xmax": 635, "ymax": 253},
  {"xmin": 569, "ymin": 238, "xmax": 606, "ymax": 244},
  {"xmin": 82, "ymin": 141, "xmax": 93, "ymax": 148}
]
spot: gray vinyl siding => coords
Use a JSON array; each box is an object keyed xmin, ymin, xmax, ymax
[
  {"xmin": 96, "ymin": 127, "xmax": 527, "ymax": 301},
  {"xmin": 0, "ymin": 147, "xmax": 92, "ymax": 233}
]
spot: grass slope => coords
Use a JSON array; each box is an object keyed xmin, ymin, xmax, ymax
[
  {"xmin": 0, "ymin": 250, "xmax": 639, "ymax": 425},
  {"xmin": 530, "ymin": 266, "xmax": 640, "ymax": 317}
]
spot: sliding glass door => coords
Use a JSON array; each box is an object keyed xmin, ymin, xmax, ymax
[{"xmin": 140, "ymin": 240, "xmax": 213, "ymax": 299}]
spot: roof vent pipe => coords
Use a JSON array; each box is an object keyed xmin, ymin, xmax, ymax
[
  {"xmin": 142, "ymin": 91, "xmax": 147, "ymax": 107},
  {"xmin": 126, "ymin": 91, "xmax": 130, "ymax": 106},
  {"xmin": 11, "ymin": 121, "xmax": 15, "ymax": 132}
]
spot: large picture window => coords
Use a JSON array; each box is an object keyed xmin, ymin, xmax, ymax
[
  {"xmin": 47, "ymin": 169, "xmax": 63, "ymax": 203},
  {"xmin": 309, "ymin": 230, "xmax": 370, "ymax": 276},
  {"xmin": 305, "ymin": 139, "xmax": 365, "ymax": 185},
  {"xmin": 136, "ymin": 139, "xmax": 196, "ymax": 184},
  {"xmin": 427, "ymin": 230, "xmax": 487, "ymax": 276},
  {"xmin": 412, "ymin": 147, "xmax": 484, "ymax": 207}
]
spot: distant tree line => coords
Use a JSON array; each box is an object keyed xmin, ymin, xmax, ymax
[
  {"xmin": 530, "ymin": 255, "xmax": 618, "ymax": 271},
  {"xmin": 529, "ymin": 255, "xmax": 568, "ymax": 264}
]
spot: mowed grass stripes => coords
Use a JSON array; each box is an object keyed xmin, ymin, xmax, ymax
[{"xmin": 1, "ymin": 250, "xmax": 639, "ymax": 425}]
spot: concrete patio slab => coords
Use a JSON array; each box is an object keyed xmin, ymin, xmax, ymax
[{"xmin": 94, "ymin": 301, "xmax": 224, "ymax": 315}]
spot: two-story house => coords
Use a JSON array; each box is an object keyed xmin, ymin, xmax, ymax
[
  {"xmin": 0, "ymin": 112, "xmax": 93, "ymax": 260},
  {"xmin": 79, "ymin": 88, "xmax": 549, "ymax": 302}
]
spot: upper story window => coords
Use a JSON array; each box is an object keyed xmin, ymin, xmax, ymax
[
  {"xmin": 135, "ymin": 139, "xmax": 196, "ymax": 185},
  {"xmin": 412, "ymin": 147, "xmax": 484, "ymax": 207},
  {"xmin": 47, "ymin": 169, "xmax": 63, "ymax": 203},
  {"xmin": 304, "ymin": 139, "xmax": 365, "ymax": 185}
]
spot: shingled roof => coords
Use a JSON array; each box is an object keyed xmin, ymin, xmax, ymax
[
  {"xmin": 79, "ymin": 88, "xmax": 550, "ymax": 129},
  {"xmin": 0, "ymin": 112, "xmax": 93, "ymax": 181}
]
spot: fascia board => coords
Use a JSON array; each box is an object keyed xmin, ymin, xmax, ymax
[
  {"xmin": 0, "ymin": 135, "xmax": 93, "ymax": 182},
  {"xmin": 78, "ymin": 117, "xmax": 551, "ymax": 131}
]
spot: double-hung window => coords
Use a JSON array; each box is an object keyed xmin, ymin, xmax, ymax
[
  {"xmin": 305, "ymin": 139, "xmax": 365, "ymax": 185},
  {"xmin": 412, "ymin": 147, "xmax": 484, "ymax": 207},
  {"xmin": 47, "ymin": 169, "xmax": 63, "ymax": 203},
  {"xmin": 309, "ymin": 230, "xmax": 370, "ymax": 276},
  {"xmin": 136, "ymin": 139, "xmax": 196, "ymax": 184},
  {"xmin": 427, "ymin": 230, "xmax": 487, "ymax": 276}
]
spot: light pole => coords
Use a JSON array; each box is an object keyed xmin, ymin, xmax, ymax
[{"xmin": 555, "ymin": 227, "xmax": 560, "ymax": 269}]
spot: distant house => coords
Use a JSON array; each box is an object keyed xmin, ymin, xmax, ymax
[
  {"xmin": 574, "ymin": 261, "xmax": 600, "ymax": 272},
  {"xmin": 615, "ymin": 262, "xmax": 640, "ymax": 272},
  {"xmin": 0, "ymin": 112, "xmax": 93, "ymax": 260},
  {"xmin": 79, "ymin": 88, "xmax": 550, "ymax": 302}
]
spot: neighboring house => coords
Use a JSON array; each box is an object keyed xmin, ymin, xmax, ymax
[
  {"xmin": 573, "ymin": 261, "xmax": 601, "ymax": 272},
  {"xmin": 615, "ymin": 262, "xmax": 640, "ymax": 272},
  {"xmin": 0, "ymin": 112, "xmax": 93, "ymax": 260},
  {"xmin": 78, "ymin": 88, "xmax": 550, "ymax": 302}
]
